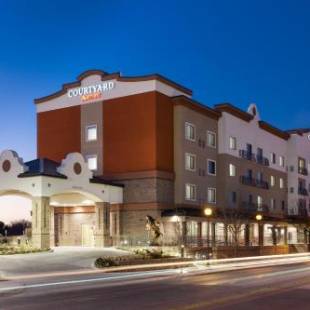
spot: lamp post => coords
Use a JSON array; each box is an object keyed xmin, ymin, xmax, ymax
[
  {"xmin": 204, "ymin": 206, "xmax": 213, "ymax": 260},
  {"xmin": 256, "ymin": 213, "xmax": 263, "ymax": 249}
]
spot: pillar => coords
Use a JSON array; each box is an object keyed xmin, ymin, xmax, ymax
[
  {"xmin": 258, "ymin": 223, "xmax": 264, "ymax": 247},
  {"xmin": 224, "ymin": 224, "xmax": 228, "ymax": 246},
  {"xmin": 49, "ymin": 206, "xmax": 55, "ymax": 247},
  {"xmin": 181, "ymin": 221, "xmax": 187, "ymax": 246},
  {"xmin": 211, "ymin": 222, "xmax": 216, "ymax": 247},
  {"xmin": 32, "ymin": 197, "xmax": 51, "ymax": 249},
  {"xmin": 197, "ymin": 222, "xmax": 202, "ymax": 247},
  {"xmin": 94, "ymin": 202, "xmax": 110, "ymax": 247},
  {"xmin": 245, "ymin": 224, "xmax": 250, "ymax": 247},
  {"xmin": 284, "ymin": 227, "xmax": 288, "ymax": 245}
]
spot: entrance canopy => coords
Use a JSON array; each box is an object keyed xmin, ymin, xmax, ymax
[{"xmin": 0, "ymin": 150, "xmax": 123, "ymax": 204}]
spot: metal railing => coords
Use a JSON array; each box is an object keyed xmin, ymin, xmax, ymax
[{"xmin": 240, "ymin": 176, "xmax": 269, "ymax": 189}]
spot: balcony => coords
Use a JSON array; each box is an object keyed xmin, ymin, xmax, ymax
[
  {"xmin": 298, "ymin": 167, "xmax": 308, "ymax": 176},
  {"xmin": 256, "ymin": 155, "xmax": 270, "ymax": 167},
  {"xmin": 239, "ymin": 150, "xmax": 255, "ymax": 161},
  {"xmin": 240, "ymin": 176, "xmax": 269, "ymax": 190},
  {"xmin": 298, "ymin": 187, "xmax": 308, "ymax": 196}
]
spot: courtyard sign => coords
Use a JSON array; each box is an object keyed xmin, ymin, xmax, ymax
[{"xmin": 67, "ymin": 81, "xmax": 115, "ymax": 102}]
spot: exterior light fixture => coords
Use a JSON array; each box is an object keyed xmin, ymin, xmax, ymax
[
  {"xmin": 256, "ymin": 214, "xmax": 263, "ymax": 221},
  {"xmin": 204, "ymin": 207, "xmax": 213, "ymax": 217}
]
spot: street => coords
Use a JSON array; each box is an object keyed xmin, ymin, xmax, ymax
[{"xmin": 1, "ymin": 257, "xmax": 310, "ymax": 309}]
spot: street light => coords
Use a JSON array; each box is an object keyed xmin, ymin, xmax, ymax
[
  {"xmin": 204, "ymin": 206, "xmax": 213, "ymax": 260},
  {"xmin": 256, "ymin": 214, "xmax": 263, "ymax": 248},
  {"xmin": 204, "ymin": 207, "xmax": 213, "ymax": 217}
]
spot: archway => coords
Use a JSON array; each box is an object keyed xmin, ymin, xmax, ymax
[
  {"xmin": 0, "ymin": 191, "xmax": 32, "ymax": 242},
  {"xmin": 50, "ymin": 190, "xmax": 103, "ymax": 247}
]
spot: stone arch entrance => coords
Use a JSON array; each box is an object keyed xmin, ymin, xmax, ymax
[
  {"xmin": 50, "ymin": 191, "xmax": 109, "ymax": 247},
  {"xmin": 0, "ymin": 150, "xmax": 123, "ymax": 249},
  {"xmin": 0, "ymin": 190, "xmax": 32, "ymax": 243}
]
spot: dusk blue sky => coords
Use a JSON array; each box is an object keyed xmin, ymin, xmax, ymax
[{"xmin": 0, "ymin": 0, "xmax": 310, "ymax": 161}]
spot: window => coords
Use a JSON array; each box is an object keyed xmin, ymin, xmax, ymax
[
  {"xmin": 270, "ymin": 175, "xmax": 275, "ymax": 187},
  {"xmin": 229, "ymin": 137, "xmax": 237, "ymax": 150},
  {"xmin": 257, "ymin": 171, "xmax": 263, "ymax": 182},
  {"xmin": 185, "ymin": 122, "xmax": 196, "ymax": 141},
  {"xmin": 279, "ymin": 156, "xmax": 285, "ymax": 167},
  {"xmin": 257, "ymin": 196, "xmax": 263, "ymax": 209},
  {"xmin": 207, "ymin": 131, "xmax": 216, "ymax": 148},
  {"xmin": 185, "ymin": 184, "xmax": 197, "ymax": 201},
  {"xmin": 270, "ymin": 153, "xmax": 276, "ymax": 164},
  {"xmin": 207, "ymin": 188, "xmax": 216, "ymax": 204},
  {"xmin": 229, "ymin": 164, "xmax": 236, "ymax": 177},
  {"xmin": 290, "ymin": 187, "xmax": 294, "ymax": 193},
  {"xmin": 257, "ymin": 147, "xmax": 263, "ymax": 159},
  {"xmin": 207, "ymin": 159, "xmax": 216, "ymax": 175},
  {"xmin": 270, "ymin": 198, "xmax": 276, "ymax": 211},
  {"xmin": 281, "ymin": 201, "xmax": 285, "ymax": 211},
  {"xmin": 86, "ymin": 125, "xmax": 97, "ymax": 142},
  {"xmin": 86, "ymin": 155, "xmax": 98, "ymax": 171},
  {"xmin": 279, "ymin": 178, "xmax": 284, "ymax": 189},
  {"xmin": 231, "ymin": 191, "xmax": 237, "ymax": 204},
  {"xmin": 185, "ymin": 153, "xmax": 196, "ymax": 171}
]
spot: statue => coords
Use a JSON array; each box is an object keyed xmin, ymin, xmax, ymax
[{"xmin": 145, "ymin": 215, "xmax": 162, "ymax": 245}]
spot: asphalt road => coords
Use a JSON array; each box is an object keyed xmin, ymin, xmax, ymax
[{"xmin": 1, "ymin": 260, "xmax": 310, "ymax": 310}]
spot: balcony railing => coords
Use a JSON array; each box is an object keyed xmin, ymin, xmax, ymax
[
  {"xmin": 239, "ymin": 150, "xmax": 269, "ymax": 166},
  {"xmin": 298, "ymin": 167, "xmax": 308, "ymax": 176},
  {"xmin": 239, "ymin": 150, "xmax": 255, "ymax": 161},
  {"xmin": 256, "ymin": 155, "xmax": 270, "ymax": 167},
  {"xmin": 298, "ymin": 187, "xmax": 308, "ymax": 196},
  {"xmin": 240, "ymin": 176, "xmax": 269, "ymax": 190}
]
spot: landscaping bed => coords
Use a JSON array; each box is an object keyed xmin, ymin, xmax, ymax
[
  {"xmin": 95, "ymin": 248, "xmax": 193, "ymax": 271},
  {"xmin": 0, "ymin": 244, "xmax": 49, "ymax": 255}
]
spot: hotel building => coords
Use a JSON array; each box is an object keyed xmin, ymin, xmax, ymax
[{"xmin": 0, "ymin": 69, "xmax": 309, "ymax": 250}]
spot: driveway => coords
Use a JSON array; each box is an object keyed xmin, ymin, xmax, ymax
[{"xmin": 0, "ymin": 247, "xmax": 129, "ymax": 278}]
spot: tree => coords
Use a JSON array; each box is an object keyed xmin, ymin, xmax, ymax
[
  {"xmin": 219, "ymin": 207, "xmax": 247, "ymax": 257},
  {"xmin": 0, "ymin": 221, "xmax": 5, "ymax": 236}
]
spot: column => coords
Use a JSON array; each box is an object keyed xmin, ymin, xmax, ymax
[
  {"xmin": 94, "ymin": 202, "xmax": 110, "ymax": 247},
  {"xmin": 211, "ymin": 222, "xmax": 216, "ymax": 248},
  {"xmin": 197, "ymin": 222, "xmax": 202, "ymax": 247},
  {"xmin": 224, "ymin": 224, "xmax": 228, "ymax": 246},
  {"xmin": 181, "ymin": 221, "xmax": 187, "ymax": 246},
  {"xmin": 258, "ymin": 223, "xmax": 264, "ymax": 247},
  {"xmin": 284, "ymin": 227, "xmax": 288, "ymax": 245},
  {"xmin": 32, "ymin": 197, "xmax": 51, "ymax": 249},
  {"xmin": 49, "ymin": 206, "xmax": 55, "ymax": 247},
  {"xmin": 245, "ymin": 224, "xmax": 250, "ymax": 247}
]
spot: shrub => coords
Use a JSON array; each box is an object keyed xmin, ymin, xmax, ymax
[
  {"xmin": 95, "ymin": 257, "xmax": 121, "ymax": 268},
  {"xmin": 133, "ymin": 248, "xmax": 164, "ymax": 259}
]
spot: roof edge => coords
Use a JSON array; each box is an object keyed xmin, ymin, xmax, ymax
[{"xmin": 34, "ymin": 70, "xmax": 192, "ymax": 104}]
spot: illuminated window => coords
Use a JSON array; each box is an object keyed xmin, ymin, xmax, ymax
[
  {"xmin": 279, "ymin": 178, "xmax": 284, "ymax": 189},
  {"xmin": 279, "ymin": 156, "xmax": 285, "ymax": 167},
  {"xmin": 270, "ymin": 175, "xmax": 275, "ymax": 187},
  {"xmin": 185, "ymin": 153, "xmax": 196, "ymax": 171},
  {"xmin": 207, "ymin": 131, "xmax": 216, "ymax": 148},
  {"xmin": 229, "ymin": 164, "xmax": 236, "ymax": 176},
  {"xmin": 86, "ymin": 125, "xmax": 97, "ymax": 142},
  {"xmin": 185, "ymin": 183, "xmax": 197, "ymax": 201},
  {"xmin": 207, "ymin": 188, "xmax": 216, "ymax": 204},
  {"xmin": 229, "ymin": 137, "xmax": 237, "ymax": 150},
  {"xmin": 185, "ymin": 122, "xmax": 196, "ymax": 141},
  {"xmin": 257, "ymin": 196, "xmax": 263, "ymax": 209},
  {"xmin": 86, "ymin": 155, "xmax": 98, "ymax": 171}
]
